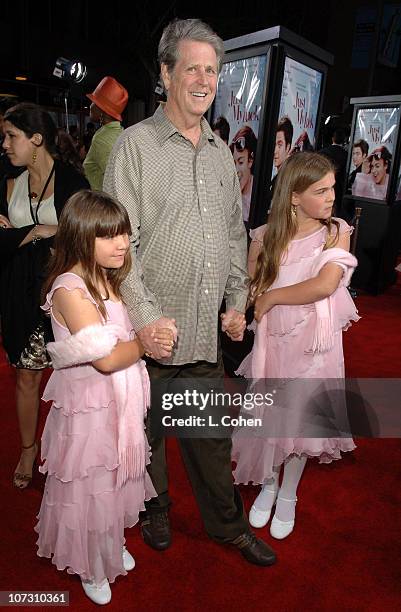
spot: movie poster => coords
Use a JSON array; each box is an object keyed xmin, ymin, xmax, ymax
[
  {"xmin": 212, "ymin": 54, "xmax": 267, "ymax": 225},
  {"xmin": 271, "ymin": 56, "xmax": 322, "ymax": 181},
  {"xmin": 347, "ymin": 106, "xmax": 400, "ymax": 201}
]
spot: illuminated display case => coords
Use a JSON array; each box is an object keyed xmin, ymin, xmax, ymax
[
  {"xmin": 343, "ymin": 95, "xmax": 401, "ymax": 293},
  {"xmin": 209, "ymin": 26, "xmax": 333, "ymax": 230}
]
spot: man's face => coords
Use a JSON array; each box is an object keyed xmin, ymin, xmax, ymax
[
  {"xmin": 352, "ymin": 146, "xmax": 366, "ymax": 168},
  {"xmin": 233, "ymin": 147, "xmax": 253, "ymax": 192},
  {"xmin": 274, "ymin": 130, "xmax": 291, "ymax": 169},
  {"xmin": 161, "ymin": 39, "xmax": 218, "ymax": 124}
]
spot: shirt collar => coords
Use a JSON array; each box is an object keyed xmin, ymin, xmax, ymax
[
  {"xmin": 101, "ymin": 121, "xmax": 121, "ymax": 130},
  {"xmin": 153, "ymin": 103, "xmax": 218, "ymax": 148}
]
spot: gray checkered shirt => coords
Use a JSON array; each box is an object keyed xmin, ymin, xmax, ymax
[{"xmin": 103, "ymin": 104, "xmax": 248, "ymax": 365}]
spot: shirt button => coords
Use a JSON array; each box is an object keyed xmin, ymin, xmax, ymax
[
  {"xmin": 203, "ymin": 207, "xmax": 207, "ymax": 212},
  {"xmin": 207, "ymin": 262, "xmax": 211, "ymax": 268},
  {"xmin": 207, "ymin": 234, "xmax": 210, "ymax": 239},
  {"xmin": 205, "ymin": 289, "xmax": 209, "ymax": 294},
  {"xmin": 199, "ymin": 179, "xmax": 203, "ymax": 184}
]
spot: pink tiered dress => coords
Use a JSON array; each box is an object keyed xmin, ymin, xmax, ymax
[
  {"xmin": 232, "ymin": 219, "xmax": 360, "ymax": 485},
  {"xmin": 35, "ymin": 273, "xmax": 156, "ymax": 584}
]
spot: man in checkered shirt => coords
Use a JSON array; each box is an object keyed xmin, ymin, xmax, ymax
[{"xmin": 104, "ymin": 18, "xmax": 276, "ymax": 567}]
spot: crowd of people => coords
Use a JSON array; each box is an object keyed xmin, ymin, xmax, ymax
[{"xmin": 0, "ymin": 17, "xmax": 362, "ymax": 606}]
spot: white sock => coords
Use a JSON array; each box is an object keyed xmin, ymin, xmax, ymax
[
  {"xmin": 275, "ymin": 455, "xmax": 307, "ymax": 522},
  {"xmin": 253, "ymin": 468, "xmax": 280, "ymax": 511}
]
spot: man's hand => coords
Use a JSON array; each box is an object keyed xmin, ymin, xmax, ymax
[
  {"xmin": 138, "ymin": 317, "xmax": 178, "ymax": 359},
  {"xmin": 221, "ymin": 308, "xmax": 246, "ymax": 342},
  {"xmin": 152, "ymin": 327, "xmax": 176, "ymax": 352}
]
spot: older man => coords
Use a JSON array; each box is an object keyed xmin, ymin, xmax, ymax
[{"xmin": 104, "ymin": 18, "xmax": 276, "ymax": 566}]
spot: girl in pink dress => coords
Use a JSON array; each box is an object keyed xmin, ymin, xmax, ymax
[
  {"xmin": 232, "ymin": 152, "xmax": 359, "ymax": 540},
  {"xmin": 35, "ymin": 190, "xmax": 173, "ymax": 605}
]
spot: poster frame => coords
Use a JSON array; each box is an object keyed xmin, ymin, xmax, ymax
[
  {"xmin": 254, "ymin": 43, "xmax": 327, "ymax": 227},
  {"xmin": 274, "ymin": 44, "xmax": 327, "ymax": 171},
  {"xmin": 343, "ymin": 98, "xmax": 401, "ymax": 206},
  {"xmin": 209, "ymin": 43, "xmax": 272, "ymax": 228}
]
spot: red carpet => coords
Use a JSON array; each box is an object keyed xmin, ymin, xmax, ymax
[{"xmin": 0, "ymin": 279, "xmax": 400, "ymax": 611}]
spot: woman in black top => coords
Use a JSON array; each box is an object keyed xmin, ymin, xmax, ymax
[{"xmin": 0, "ymin": 103, "xmax": 89, "ymax": 488}]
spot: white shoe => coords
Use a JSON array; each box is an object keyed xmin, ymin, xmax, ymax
[
  {"xmin": 270, "ymin": 496, "xmax": 297, "ymax": 540},
  {"xmin": 122, "ymin": 546, "xmax": 135, "ymax": 571},
  {"xmin": 249, "ymin": 485, "xmax": 279, "ymax": 528},
  {"xmin": 81, "ymin": 578, "xmax": 112, "ymax": 605}
]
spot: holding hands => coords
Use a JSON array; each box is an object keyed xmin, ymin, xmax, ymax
[
  {"xmin": 221, "ymin": 308, "xmax": 246, "ymax": 341},
  {"xmin": 151, "ymin": 326, "xmax": 176, "ymax": 354},
  {"xmin": 138, "ymin": 317, "xmax": 178, "ymax": 360}
]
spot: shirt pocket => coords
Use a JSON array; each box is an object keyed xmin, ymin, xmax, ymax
[{"xmin": 214, "ymin": 169, "xmax": 234, "ymax": 224}]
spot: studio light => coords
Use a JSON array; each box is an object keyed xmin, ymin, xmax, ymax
[
  {"xmin": 52, "ymin": 57, "xmax": 87, "ymax": 135},
  {"xmin": 53, "ymin": 57, "xmax": 87, "ymax": 83}
]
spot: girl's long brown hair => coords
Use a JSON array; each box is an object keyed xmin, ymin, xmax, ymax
[
  {"xmin": 43, "ymin": 190, "xmax": 132, "ymax": 319},
  {"xmin": 251, "ymin": 152, "xmax": 339, "ymax": 298}
]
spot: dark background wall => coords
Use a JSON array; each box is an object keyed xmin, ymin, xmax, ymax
[{"xmin": 0, "ymin": 0, "xmax": 400, "ymax": 126}]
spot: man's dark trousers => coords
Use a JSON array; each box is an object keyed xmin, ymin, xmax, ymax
[{"xmin": 143, "ymin": 353, "xmax": 248, "ymax": 543}]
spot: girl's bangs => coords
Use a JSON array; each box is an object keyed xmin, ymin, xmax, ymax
[{"xmin": 95, "ymin": 207, "xmax": 131, "ymax": 238}]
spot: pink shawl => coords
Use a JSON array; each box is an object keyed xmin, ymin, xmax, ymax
[
  {"xmin": 308, "ymin": 248, "xmax": 358, "ymax": 353},
  {"xmin": 250, "ymin": 248, "xmax": 358, "ymax": 378}
]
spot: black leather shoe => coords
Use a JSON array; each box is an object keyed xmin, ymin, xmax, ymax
[
  {"xmin": 229, "ymin": 531, "xmax": 276, "ymax": 566},
  {"xmin": 140, "ymin": 511, "xmax": 171, "ymax": 551}
]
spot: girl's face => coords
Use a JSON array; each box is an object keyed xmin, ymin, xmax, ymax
[
  {"xmin": 292, "ymin": 171, "xmax": 335, "ymax": 222},
  {"xmin": 94, "ymin": 233, "xmax": 129, "ymax": 269},
  {"xmin": 371, "ymin": 158, "xmax": 387, "ymax": 185},
  {"xmin": 2, "ymin": 120, "xmax": 37, "ymax": 166}
]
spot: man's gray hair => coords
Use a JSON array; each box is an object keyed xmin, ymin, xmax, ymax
[{"xmin": 158, "ymin": 18, "xmax": 225, "ymax": 73}]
